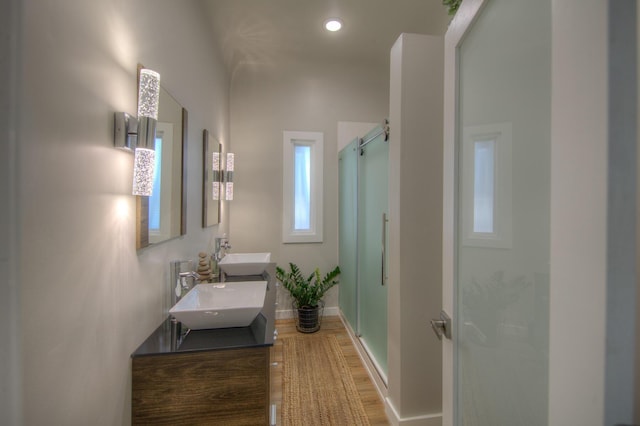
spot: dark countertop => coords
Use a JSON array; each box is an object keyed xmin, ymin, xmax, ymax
[{"xmin": 132, "ymin": 264, "xmax": 277, "ymax": 358}]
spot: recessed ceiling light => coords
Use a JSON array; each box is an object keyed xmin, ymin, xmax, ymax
[{"xmin": 324, "ymin": 18, "xmax": 343, "ymax": 32}]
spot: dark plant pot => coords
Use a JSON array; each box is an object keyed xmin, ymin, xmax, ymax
[{"xmin": 293, "ymin": 300, "xmax": 325, "ymax": 333}]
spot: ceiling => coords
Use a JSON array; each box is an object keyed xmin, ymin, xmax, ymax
[{"xmin": 202, "ymin": 0, "xmax": 451, "ymax": 75}]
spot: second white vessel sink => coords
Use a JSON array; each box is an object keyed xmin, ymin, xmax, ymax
[
  {"xmin": 218, "ymin": 252, "xmax": 271, "ymax": 276},
  {"xmin": 169, "ymin": 281, "xmax": 267, "ymax": 330}
]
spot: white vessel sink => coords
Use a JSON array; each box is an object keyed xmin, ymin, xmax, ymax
[
  {"xmin": 169, "ymin": 281, "xmax": 267, "ymax": 330},
  {"xmin": 218, "ymin": 252, "xmax": 271, "ymax": 276}
]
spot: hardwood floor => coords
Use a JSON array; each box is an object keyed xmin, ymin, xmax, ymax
[{"xmin": 270, "ymin": 316, "xmax": 389, "ymax": 425}]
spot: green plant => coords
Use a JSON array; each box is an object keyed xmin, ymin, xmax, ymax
[
  {"xmin": 276, "ymin": 263, "xmax": 341, "ymax": 308},
  {"xmin": 443, "ymin": 0, "xmax": 462, "ymax": 15}
]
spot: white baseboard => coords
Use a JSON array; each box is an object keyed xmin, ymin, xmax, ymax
[
  {"xmin": 275, "ymin": 306, "xmax": 340, "ymax": 320},
  {"xmin": 385, "ymin": 399, "xmax": 443, "ymax": 426}
]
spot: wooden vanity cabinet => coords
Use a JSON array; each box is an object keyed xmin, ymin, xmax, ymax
[{"xmin": 132, "ymin": 346, "xmax": 270, "ymax": 425}]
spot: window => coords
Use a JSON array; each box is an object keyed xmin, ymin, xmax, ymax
[
  {"xmin": 283, "ymin": 131, "xmax": 323, "ymax": 243},
  {"xmin": 473, "ymin": 139, "xmax": 495, "ymax": 233},
  {"xmin": 461, "ymin": 123, "xmax": 512, "ymax": 248},
  {"xmin": 149, "ymin": 136, "xmax": 163, "ymax": 232},
  {"xmin": 148, "ymin": 123, "xmax": 174, "ymax": 243},
  {"xmin": 294, "ymin": 144, "xmax": 311, "ymax": 230}
]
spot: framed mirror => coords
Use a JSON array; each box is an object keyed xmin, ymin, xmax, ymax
[
  {"xmin": 137, "ymin": 84, "xmax": 188, "ymax": 249},
  {"xmin": 202, "ymin": 129, "xmax": 221, "ymax": 227}
]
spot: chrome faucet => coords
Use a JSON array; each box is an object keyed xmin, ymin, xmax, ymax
[
  {"xmin": 175, "ymin": 271, "xmax": 203, "ymax": 300},
  {"xmin": 212, "ymin": 237, "xmax": 231, "ymax": 281},
  {"xmin": 214, "ymin": 237, "xmax": 232, "ymax": 262},
  {"xmin": 170, "ymin": 260, "xmax": 198, "ymax": 306},
  {"xmin": 178, "ymin": 271, "xmax": 203, "ymax": 281},
  {"xmin": 169, "ymin": 267, "xmax": 202, "ymax": 350}
]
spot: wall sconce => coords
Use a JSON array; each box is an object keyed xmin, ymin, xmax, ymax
[
  {"xmin": 114, "ymin": 68, "xmax": 161, "ymax": 196},
  {"xmin": 225, "ymin": 153, "xmax": 234, "ymax": 201},
  {"xmin": 212, "ymin": 152, "xmax": 235, "ymax": 201},
  {"xmin": 212, "ymin": 151, "xmax": 221, "ymax": 201}
]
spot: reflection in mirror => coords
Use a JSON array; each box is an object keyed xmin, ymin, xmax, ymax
[
  {"xmin": 202, "ymin": 130, "xmax": 221, "ymax": 227},
  {"xmin": 137, "ymin": 85, "xmax": 187, "ymax": 249}
]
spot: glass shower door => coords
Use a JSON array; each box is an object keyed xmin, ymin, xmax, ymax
[
  {"xmin": 455, "ymin": 0, "xmax": 551, "ymax": 424},
  {"xmin": 338, "ymin": 139, "xmax": 359, "ymax": 330},
  {"xmin": 358, "ymin": 126, "xmax": 388, "ymax": 376}
]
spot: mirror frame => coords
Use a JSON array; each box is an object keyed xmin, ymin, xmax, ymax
[
  {"xmin": 202, "ymin": 129, "xmax": 221, "ymax": 227},
  {"xmin": 136, "ymin": 107, "xmax": 188, "ymax": 249}
]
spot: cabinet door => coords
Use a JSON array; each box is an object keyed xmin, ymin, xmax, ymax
[{"xmin": 132, "ymin": 347, "xmax": 269, "ymax": 425}]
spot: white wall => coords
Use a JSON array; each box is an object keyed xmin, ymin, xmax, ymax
[
  {"xmin": 548, "ymin": 0, "xmax": 608, "ymax": 424},
  {"xmin": 337, "ymin": 121, "xmax": 379, "ymax": 152},
  {"xmin": 388, "ymin": 33, "xmax": 444, "ymax": 424},
  {"xmin": 229, "ymin": 57, "xmax": 388, "ymax": 314},
  {"xmin": 19, "ymin": 1, "xmax": 229, "ymax": 424}
]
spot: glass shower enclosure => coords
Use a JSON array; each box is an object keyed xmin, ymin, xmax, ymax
[{"xmin": 339, "ymin": 125, "xmax": 389, "ymax": 380}]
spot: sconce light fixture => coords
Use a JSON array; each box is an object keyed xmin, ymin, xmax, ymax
[
  {"xmin": 225, "ymin": 153, "xmax": 234, "ymax": 201},
  {"xmin": 212, "ymin": 151, "xmax": 221, "ymax": 201},
  {"xmin": 114, "ymin": 68, "xmax": 161, "ymax": 196},
  {"xmin": 212, "ymin": 152, "xmax": 235, "ymax": 201}
]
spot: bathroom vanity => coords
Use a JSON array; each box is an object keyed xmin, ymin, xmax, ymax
[{"xmin": 131, "ymin": 265, "xmax": 277, "ymax": 425}]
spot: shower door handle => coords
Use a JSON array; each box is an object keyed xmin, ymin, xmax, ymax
[{"xmin": 381, "ymin": 213, "xmax": 389, "ymax": 286}]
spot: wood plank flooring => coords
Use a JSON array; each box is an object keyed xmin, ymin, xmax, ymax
[{"xmin": 270, "ymin": 316, "xmax": 389, "ymax": 425}]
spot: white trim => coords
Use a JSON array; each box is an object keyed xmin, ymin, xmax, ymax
[
  {"xmin": 442, "ymin": 1, "xmax": 488, "ymax": 425},
  {"xmin": 282, "ymin": 131, "xmax": 324, "ymax": 243},
  {"xmin": 384, "ymin": 400, "xmax": 443, "ymax": 426}
]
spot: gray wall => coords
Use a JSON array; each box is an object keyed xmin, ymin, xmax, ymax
[
  {"xmin": 605, "ymin": 1, "xmax": 637, "ymax": 424},
  {"xmin": 18, "ymin": 1, "xmax": 229, "ymax": 423},
  {"xmin": 0, "ymin": 0, "xmax": 22, "ymax": 424},
  {"xmin": 229, "ymin": 57, "xmax": 389, "ymax": 314}
]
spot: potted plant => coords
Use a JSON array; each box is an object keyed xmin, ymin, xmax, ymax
[
  {"xmin": 276, "ymin": 263, "xmax": 341, "ymax": 333},
  {"xmin": 443, "ymin": 0, "xmax": 462, "ymax": 15}
]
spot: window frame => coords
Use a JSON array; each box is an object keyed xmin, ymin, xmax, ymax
[
  {"xmin": 461, "ymin": 122, "xmax": 512, "ymax": 248},
  {"xmin": 282, "ymin": 131, "xmax": 324, "ymax": 243}
]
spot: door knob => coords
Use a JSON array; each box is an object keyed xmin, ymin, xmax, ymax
[{"xmin": 430, "ymin": 310, "xmax": 452, "ymax": 340}]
